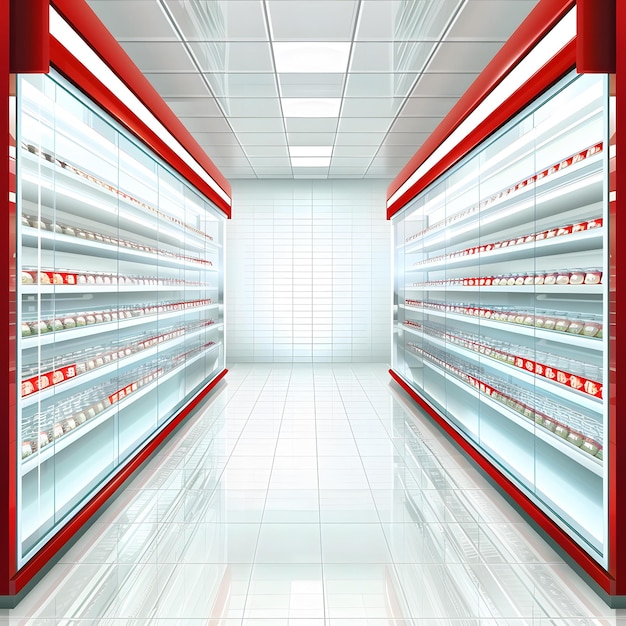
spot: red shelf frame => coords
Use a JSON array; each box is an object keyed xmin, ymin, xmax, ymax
[
  {"xmin": 388, "ymin": 0, "xmax": 623, "ymax": 603},
  {"xmin": 2, "ymin": 0, "xmax": 231, "ymax": 603}
]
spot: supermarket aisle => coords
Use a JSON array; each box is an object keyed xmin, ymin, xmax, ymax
[{"xmin": 4, "ymin": 364, "xmax": 623, "ymax": 625}]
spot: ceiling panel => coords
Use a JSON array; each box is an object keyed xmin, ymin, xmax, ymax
[
  {"xmin": 229, "ymin": 117, "xmax": 285, "ymax": 133},
  {"xmin": 401, "ymin": 97, "xmax": 459, "ymax": 117},
  {"xmin": 164, "ymin": 98, "xmax": 224, "ymax": 117},
  {"xmin": 189, "ymin": 42, "xmax": 274, "ymax": 72},
  {"xmin": 426, "ymin": 41, "xmax": 506, "ymax": 73},
  {"xmin": 202, "ymin": 144, "xmax": 248, "ymax": 159},
  {"xmin": 85, "ymin": 0, "xmax": 539, "ymax": 181},
  {"xmin": 447, "ymin": 1, "xmax": 540, "ymax": 41},
  {"xmin": 334, "ymin": 133, "xmax": 388, "ymax": 146},
  {"xmin": 142, "ymin": 73, "xmax": 212, "ymax": 97},
  {"xmin": 284, "ymin": 119, "xmax": 338, "ymax": 134},
  {"xmin": 338, "ymin": 118, "xmax": 394, "ymax": 133},
  {"xmin": 244, "ymin": 145, "xmax": 290, "ymax": 157},
  {"xmin": 413, "ymin": 72, "xmax": 479, "ymax": 97},
  {"xmin": 286, "ymin": 133, "xmax": 337, "ymax": 146},
  {"xmin": 195, "ymin": 132, "xmax": 241, "ymax": 146},
  {"xmin": 341, "ymin": 98, "xmax": 404, "ymax": 118},
  {"xmin": 177, "ymin": 116, "xmax": 233, "ymax": 133},
  {"xmin": 164, "ymin": 0, "xmax": 268, "ymax": 41},
  {"xmin": 218, "ymin": 98, "xmax": 282, "ymax": 117},
  {"xmin": 332, "ymin": 146, "xmax": 380, "ymax": 158},
  {"xmin": 267, "ymin": 1, "xmax": 358, "ymax": 41},
  {"xmin": 239, "ymin": 132, "xmax": 293, "ymax": 146},
  {"xmin": 86, "ymin": 1, "xmax": 177, "ymax": 41},
  {"xmin": 382, "ymin": 132, "xmax": 432, "ymax": 146},
  {"xmin": 205, "ymin": 74, "xmax": 279, "ymax": 98},
  {"xmin": 389, "ymin": 117, "xmax": 444, "ymax": 133},
  {"xmin": 357, "ymin": 0, "xmax": 467, "ymax": 41},
  {"xmin": 350, "ymin": 42, "xmax": 433, "ymax": 73},
  {"xmin": 343, "ymin": 73, "xmax": 418, "ymax": 98}
]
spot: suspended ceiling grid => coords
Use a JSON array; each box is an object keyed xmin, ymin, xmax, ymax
[{"xmin": 85, "ymin": 0, "xmax": 539, "ymax": 181}]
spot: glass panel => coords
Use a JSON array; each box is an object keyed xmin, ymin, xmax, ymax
[
  {"xmin": 17, "ymin": 69, "xmax": 225, "ymax": 565},
  {"xmin": 391, "ymin": 71, "xmax": 607, "ymax": 561}
]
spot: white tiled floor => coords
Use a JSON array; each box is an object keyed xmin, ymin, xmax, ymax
[{"xmin": 4, "ymin": 363, "xmax": 626, "ymax": 625}]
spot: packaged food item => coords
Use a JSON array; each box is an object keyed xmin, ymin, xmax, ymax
[
  {"xmin": 47, "ymin": 319, "xmax": 64, "ymax": 332},
  {"xmin": 582, "ymin": 321, "xmax": 601, "ymax": 337},
  {"xmin": 63, "ymin": 317, "xmax": 76, "ymax": 329},
  {"xmin": 51, "ymin": 423, "xmax": 64, "ymax": 440},
  {"xmin": 554, "ymin": 424, "xmax": 569, "ymax": 439},
  {"xmin": 38, "ymin": 432, "xmax": 49, "ymax": 449},
  {"xmin": 38, "ymin": 272, "xmax": 52, "ymax": 285},
  {"xmin": 581, "ymin": 438, "xmax": 600, "ymax": 456},
  {"xmin": 569, "ymin": 270, "xmax": 585, "ymax": 285},
  {"xmin": 542, "ymin": 417, "xmax": 557, "ymax": 432},
  {"xmin": 21, "ymin": 271, "xmax": 34, "ymax": 284},
  {"xmin": 556, "ymin": 271, "xmax": 571, "ymax": 285},
  {"xmin": 62, "ymin": 418, "xmax": 76, "ymax": 433},
  {"xmin": 556, "ymin": 225, "xmax": 573, "ymax": 237},
  {"xmin": 22, "ymin": 442, "xmax": 33, "ymax": 459},
  {"xmin": 63, "ymin": 226, "xmax": 76, "ymax": 236},
  {"xmin": 566, "ymin": 318, "xmax": 584, "ymax": 334},
  {"xmin": 31, "ymin": 320, "xmax": 49, "ymax": 334},
  {"xmin": 544, "ymin": 272, "xmax": 558, "ymax": 285},
  {"xmin": 566, "ymin": 431, "xmax": 584, "ymax": 447},
  {"xmin": 21, "ymin": 322, "xmax": 32, "ymax": 337},
  {"xmin": 584, "ymin": 269, "xmax": 602, "ymax": 285},
  {"xmin": 554, "ymin": 318, "xmax": 570, "ymax": 333}
]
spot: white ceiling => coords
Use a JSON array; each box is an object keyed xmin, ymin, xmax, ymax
[{"xmin": 85, "ymin": 0, "xmax": 539, "ymax": 182}]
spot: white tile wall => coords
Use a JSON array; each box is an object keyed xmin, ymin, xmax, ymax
[{"xmin": 226, "ymin": 179, "xmax": 391, "ymax": 363}]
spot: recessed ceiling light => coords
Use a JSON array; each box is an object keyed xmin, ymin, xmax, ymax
[
  {"xmin": 291, "ymin": 157, "xmax": 331, "ymax": 167},
  {"xmin": 272, "ymin": 42, "xmax": 350, "ymax": 73},
  {"xmin": 289, "ymin": 146, "xmax": 332, "ymax": 157},
  {"xmin": 282, "ymin": 98, "xmax": 341, "ymax": 117}
]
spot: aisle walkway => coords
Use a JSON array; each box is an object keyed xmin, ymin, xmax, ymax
[{"xmin": 4, "ymin": 364, "xmax": 622, "ymax": 625}]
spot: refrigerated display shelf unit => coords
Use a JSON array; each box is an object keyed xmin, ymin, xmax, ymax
[
  {"xmin": 1, "ymin": 0, "xmax": 232, "ymax": 606},
  {"xmin": 387, "ymin": 0, "xmax": 622, "ymax": 604}
]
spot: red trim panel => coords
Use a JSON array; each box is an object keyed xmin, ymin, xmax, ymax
[
  {"xmin": 388, "ymin": 368, "xmax": 614, "ymax": 594},
  {"xmin": 49, "ymin": 0, "xmax": 231, "ymax": 217},
  {"xmin": 10, "ymin": 368, "xmax": 228, "ymax": 595},
  {"xmin": 1, "ymin": 0, "xmax": 16, "ymax": 597},
  {"xmin": 576, "ymin": 0, "xmax": 616, "ymax": 74},
  {"xmin": 387, "ymin": 0, "xmax": 575, "ymax": 216},
  {"xmin": 608, "ymin": 0, "xmax": 622, "ymax": 595},
  {"xmin": 9, "ymin": 0, "xmax": 50, "ymax": 74}
]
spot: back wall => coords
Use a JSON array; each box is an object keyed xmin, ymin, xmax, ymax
[{"xmin": 225, "ymin": 179, "xmax": 391, "ymax": 363}]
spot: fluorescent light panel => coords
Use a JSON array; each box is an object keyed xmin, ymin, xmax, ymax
[
  {"xmin": 289, "ymin": 146, "xmax": 332, "ymax": 157},
  {"xmin": 272, "ymin": 42, "xmax": 350, "ymax": 73},
  {"xmin": 291, "ymin": 157, "xmax": 331, "ymax": 167},
  {"xmin": 281, "ymin": 98, "xmax": 341, "ymax": 118}
]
